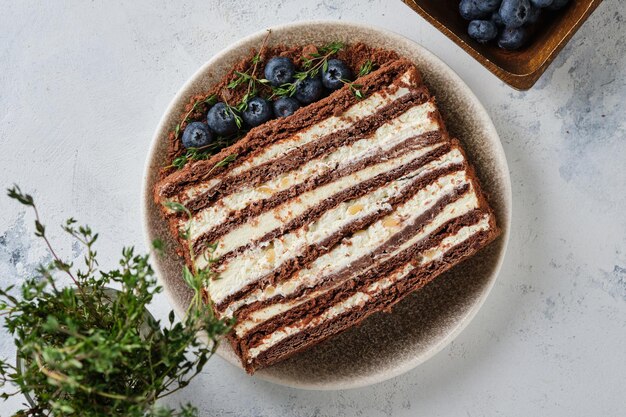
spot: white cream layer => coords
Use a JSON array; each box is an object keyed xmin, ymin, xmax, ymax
[
  {"xmin": 246, "ymin": 214, "xmax": 491, "ymax": 359},
  {"xmin": 204, "ymin": 144, "xmax": 458, "ymax": 303},
  {"xmin": 185, "ymin": 100, "xmax": 440, "ymax": 242},
  {"xmin": 233, "ymin": 180, "xmax": 478, "ymax": 336},
  {"xmin": 166, "ymin": 71, "xmax": 415, "ymax": 209},
  {"xmin": 220, "ymin": 150, "xmax": 467, "ymax": 318}
]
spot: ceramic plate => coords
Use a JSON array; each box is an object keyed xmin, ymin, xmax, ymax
[{"xmin": 142, "ymin": 21, "xmax": 511, "ymax": 390}]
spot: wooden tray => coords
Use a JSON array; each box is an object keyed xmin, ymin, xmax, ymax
[{"xmin": 402, "ymin": 0, "xmax": 603, "ymax": 90}]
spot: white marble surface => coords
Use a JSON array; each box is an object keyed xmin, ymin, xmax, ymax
[{"xmin": 1, "ymin": 1, "xmax": 624, "ymax": 416}]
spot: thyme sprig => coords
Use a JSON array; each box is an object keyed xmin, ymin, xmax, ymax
[
  {"xmin": 343, "ymin": 60, "xmax": 378, "ymax": 100},
  {"xmin": 270, "ymin": 41, "xmax": 345, "ymax": 99},
  {"xmin": 302, "ymin": 41, "xmax": 345, "ymax": 75},
  {"xmin": 347, "ymin": 82, "xmax": 365, "ymax": 99},
  {"xmin": 357, "ymin": 59, "xmax": 375, "ymax": 77},
  {"xmin": 0, "ymin": 186, "xmax": 233, "ymax": 417},
  {"xmin": 173, "ymin": 94, "xmax": 218, "ymax": 141},
  {"xmin": 226, "ymin": 30, "xmax": 272, "ymax": 112},
  {"xmin": 168, "ymin": 140, "xmax": 238, "ymax": 170}
]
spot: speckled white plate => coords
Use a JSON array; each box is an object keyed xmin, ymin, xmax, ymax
[{"xmin": 142, "ymin": 21, "xmax": 511, "ymax": 391}]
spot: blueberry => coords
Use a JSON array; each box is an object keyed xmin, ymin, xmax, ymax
[
  {"xmin": 468, "ymin": 20, "xmax": 498, "ymax": 43},
  {"xmin": 491, "ymin": 10, "xmax": 505, "ymax": 26},
  {"xmin": 242, "ymin": 97, "xmax": 273, "ymax": 128},
  {"xmin": 273, "ymin": 97, "xmax": 301, "ymax": 118},
  {"xmin": 476, "ymin": 0, "xmax": 502, "ymax": 13},
  {"xmin": 264, "ymin": 57, "xmax": 296, "ymax": 87},
  {"xmin": 498, "ymin": 26, "xmax": 528, "ymax": 50},
  {"xmin": 499, "ymin": 0, "xmax": 532, "ymax": 28},
  {"xmin": 530, "ymin": 0, "xmax": 553, "ymax": 7},
  {"xmin": 207, "ymin": 102, "xmax": 239, "ymax": 136},
  {"xmin": 294, "ymin": 75, "xmax": 324, "ymax": 104},
  {"xmin": 322, "ymin": 59, "xmax": 353, "ymax": 90},
  {"xmin": 525, "ymin": 4, "xmax": 541, "ymax": 24},
  {"xmin": 459, "ymin": 0, "xmax": 490, "ymax": 20},
  {"xmin": 181, "ymin": 122, "xmax": 213, "ymax": 149},
  {"xmin": 548, "ymin": 0, "xmax": 569, "ymax": 10}
]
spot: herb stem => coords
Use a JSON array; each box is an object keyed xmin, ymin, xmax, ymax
[{"xmin": 245, "ymin": 29, "xmax": 271, "ymax": 105}]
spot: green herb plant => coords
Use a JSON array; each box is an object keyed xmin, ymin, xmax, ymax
[{"xmin": 0, "ymin": 186, "xmax": 233, "ymax": 417}]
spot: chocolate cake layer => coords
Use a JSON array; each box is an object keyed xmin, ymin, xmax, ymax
[{"xmin": 154, "ymin": 57, "xmax": 500, "ymax": 374}]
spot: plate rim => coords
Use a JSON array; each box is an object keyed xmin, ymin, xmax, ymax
[{"xmin": 141, "ymin": 19, "xmax": 512, "ymax": 391}]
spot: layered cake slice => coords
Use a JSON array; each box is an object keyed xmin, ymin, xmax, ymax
[{"xmin": 155, "ymin": 58, "xmax": 499, "ymax": 373}]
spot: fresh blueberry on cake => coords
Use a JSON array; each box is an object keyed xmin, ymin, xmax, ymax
[
  {"xmin": 294, "ymin": 75, "xmax": 324, "ymax": 104},
  {"xmin": 156, "ymin": 44, "xmax": 500, "ymax": 374},
  {"xmin": 322, "ymin": 59, "xmax": 353, "ymax": 90},
  {"xmin": 181, "ymin": 122, "xmax": 213, "ymax": 149},
  {"xmin": 273, "ymin": 97, "xmax": 300, "ymax": 118},
  {"xmin": 242, "ymin": 97, "xmax": 273, "ymax": 128},
  {"xmin": 264, "ymin": 57, "xmax": 296, "ymax": 87},
  {"xmin": 207, "ymin": 102, "xmax": 239, "ymax": 136}
]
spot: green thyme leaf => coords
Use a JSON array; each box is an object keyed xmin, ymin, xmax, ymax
[
  {"xmin": 163, "ymin": 201, "xmax": 191, "ymax": 218},
  {"xmin": 182, "ymin": 265, "xmax": 196, "ymax": 289},
  {"xmin": 233, "ymin": 112, "xmax": 242, "ymax": 129},
  {"xmin": 152, "ymin": 239, "xmax": 165, "ymax": 256},
  {"xmin": 204, "ymin": 94, "xmax": 218, "ymax": 105},
  {"xmin": 214, "ymin": 154, "xmax": 238, "ymax": 169},
  {"xmin": 7, "ymin": 185, "xmax": 34, "ymax": 206},
  {"xmin": 171, "ymin": 155, "xmax": 188, "ymax": 170},
  {"xmin": 34, "ymin": 220, "xmax": 46, "ymax": 237},
  {"xmin": 319, "ymin": 41, "xmax": 344, "ymax": 55},
  {"xmin": 358, "ymin": 60, "xmax": 375, "ymax": 77}
]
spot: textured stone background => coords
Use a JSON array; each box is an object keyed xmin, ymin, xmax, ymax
[{"xmin": 1, "ymin": 1, "xmax": 624, "ymax": 416}]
